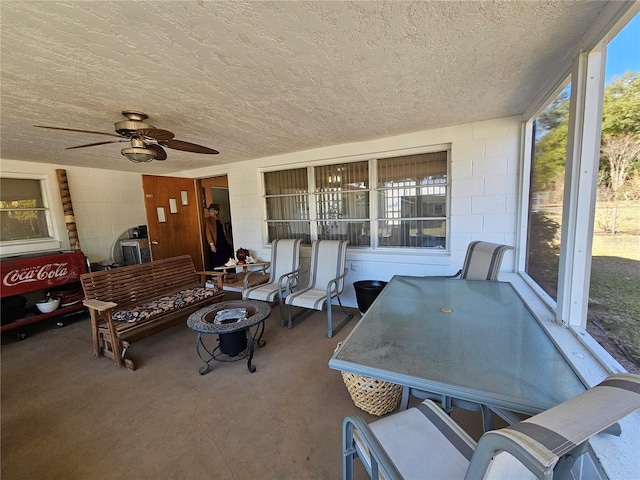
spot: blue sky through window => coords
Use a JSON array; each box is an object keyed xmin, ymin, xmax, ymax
[{"xmin": 605, "ymin": 13, "xmax": 639, "ymax": 84}]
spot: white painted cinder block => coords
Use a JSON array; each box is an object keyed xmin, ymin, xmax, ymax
[
  {"xmin": 452, "ymin": 138, "xmax": 486, "ymax": 161},
  {"xmin": 66, "ymin": 166, "xmax": 146, "ymax": 261},
  {"xmin": 452, "ymin": 177, "xmax": 485, "ymax": 197},
  {"xmin": 82, "ymin": 202, "xmax": 108, "ymax": 215},
  {"xmin": 77, "ymin": 238, "xmax": 102, "ymax": 260},
  {"xmin": 506, "ymin": 194, "xmax": 519, "ymax": 214},
  {"xmin": 449, "ymin": 233, "xmax": 473, "ymax": 252},
  {"xmin": 485, "ymin": 135, "xmax": 519, "ymax": 157},
  {"xmin": 483, "ymin": 214, "xmax": 516, "ymax": 232},
  {"xmin": 472, "ymin": 155, "xmax": 508, "ymax": 177},
  {"xmin": 475, "ymin": 233, "xmax": 510, "ymax": 245},
  {"xmin": 484, "ymin": 175, "xmax": 518, "ymax": 195},
  {"xmin": 82, "ymin": 225, "xmax": 113, "ymax": 240},
  {"xmin": 450, "ymin": 196, "xmax": 472, "ymax": 215},
  {"xmin": 472, "ymin": 195, "xmax": 507, "ymax": 214},
  {"xmin": 116, "ymin": 187, "xmax": 144, "ymax": 204},
  {"xmin": 503, "ymin": 232, "xmax": 517, "ymax": 247},
  {"xmin": 450, "ymin": 215, "xmax": 483, "ymax": 233},
  {"xmin": 75, "ymin": 213, "xmax": 97, "ymax": 227},
  {"xmin": 472, "ymin": 116, "xmax": 519, "ymax": 138},
  {"xmin": 450, "ymin": 157, "xmax": 474, "ymax": 179},
  {"xmin": 103, "ymin": 188, "xmax": 127, "ymax": 202},
  {"xmin": 71, "ymin": 176, "xmax": 107, "ymax": 191},
  {"xmin": 101, "ymin": 212, "xmax": 126, "ymax": 229}
]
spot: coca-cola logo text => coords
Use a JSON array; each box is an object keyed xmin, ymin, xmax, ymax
[{"xmin": 3, "ymin": 263, "xmax": 70, "ymax": 287}]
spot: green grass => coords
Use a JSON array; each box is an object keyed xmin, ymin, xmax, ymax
[
  {"xmin": 530, "ymin": 201, "xmax": 640, "ymax": 365},
  {"xmin": 589, "ymin": 233, "xmax": 640, "ymax": 363},
  {"xmin": 593, "ymin": 204, "xmax": 640, "ymax": 235}
]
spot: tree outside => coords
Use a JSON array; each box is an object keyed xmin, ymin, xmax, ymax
[{"xmin": 530, "ymin": 72, "xmax": 640, "ymax": 372}]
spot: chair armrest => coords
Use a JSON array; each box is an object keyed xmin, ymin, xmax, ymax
[
  {"xmin": 468, "ymin": 430, "xmax": 556, "ymax": 479},
  {"xmin": 274, "ymin": 269, "xmax": 301, "ymax": 298},
  {"xmin": 326, "ymin": 268, "xmax": 349, "ymax": 298},
  {"xmin": 468, "ymin": 374, "xmax": 640, "ymax": 480},
  {"xmin": 282, "ymin": 266, "xmax": 308, "ymax": 291},
  {"xmin": 343, "ymin": 415, "xmax": 402, "ymax": 480},
  {"xmin": 83, "ymin": 299, "xmax": 118, "ymax": 312},
  {"xmin": 424, "ymin": 269, "xmax": 462, "ymax": 279},
  {"xmin": 446, "ymin": 269, "xmax": 462, "ymax": 278}
]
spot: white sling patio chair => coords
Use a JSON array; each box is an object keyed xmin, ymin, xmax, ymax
[
  {"xmin": 242, "ymin": 238, "xmax": 302, "ymax": 326},
  {"xmin": 284, "ymin": 239, "xmax": 353, "ymax": 338},
  {"xmin": 451, "ymin": 240, "xmax": 513, "ymax": 281},
  {"xmin": 343, "ymin": 373, "xmax": 640, "ymax": 480}
]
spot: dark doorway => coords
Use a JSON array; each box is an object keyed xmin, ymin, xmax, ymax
[{"xmin": 198, "ymin": 176, "xmax": 233, "ymax": 268}]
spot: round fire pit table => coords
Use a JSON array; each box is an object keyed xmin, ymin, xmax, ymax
[{"xmin": 187, "ymin": 299, "xmax": 271, "ymax": 375}]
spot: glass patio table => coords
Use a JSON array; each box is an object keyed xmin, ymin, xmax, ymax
[{"xmin": 330, "ymin": 276, "xmax": 586, "ymax": 419}]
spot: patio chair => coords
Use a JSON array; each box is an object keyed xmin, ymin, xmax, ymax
[
  {"xmin": 343, "ymin": 373, "xmax": 640, "ymax": 480},
  {"xmin": 451, "ymin": 240, "xmax": 513, "ymax": 281},
  {"xmin": 284, "ymin": 239, "xmax": 353, "ymax": 338},
  {"xmin": 242, "ymin": 238, "xmax": 302, "ymax": 327}
]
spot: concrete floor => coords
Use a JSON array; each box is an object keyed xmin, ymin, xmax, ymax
[{"xmin": 1, "ymin": 293, "xmax": 484, "ymax": 479}]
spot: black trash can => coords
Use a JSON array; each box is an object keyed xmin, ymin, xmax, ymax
[
  {"xmin": 354, "ymin": 280, "xmax": 388, "ymax": 314},
  {"xmin": 219, "ymin": 330, "xmax": 248, "ymax": 357}
]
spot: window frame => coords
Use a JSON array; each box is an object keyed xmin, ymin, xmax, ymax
[
  {"xmin": 260, "ymin": 145, "xmax": 451, "ymax": 251},
  {"xmin": 263, "ymin": 167, "xmax": 311, "ymax": 244},
  {"xmin": 518, "ymin": 79, "xmax": 572, "ymax": 315},
  {"xmin": 0, "ymin": 173, "xmax": 61, "ymax": 256},
  {"xmin": 514, "ymin": 45, "xmax": 633, "ymax": 480},
  {"xmin": 313, "ymin": 161, "xmax": 371, "ymax": 245},
  {"xmin": 375, "ymin": 151, "xmax": 449, "ymax": 250},
  {"xmin": 518, "ymin": 50, "xmax": 608, "ymax": 331}
]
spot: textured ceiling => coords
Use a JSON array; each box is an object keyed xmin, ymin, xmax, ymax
[{"xmin": 1, "ymin": 1, "xmax": 607, "ymax": 174}]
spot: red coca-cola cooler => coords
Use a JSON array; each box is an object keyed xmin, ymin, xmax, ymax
[{"xmin": 1, "ymin": 250, "xmax": 88, "ymax": 332}]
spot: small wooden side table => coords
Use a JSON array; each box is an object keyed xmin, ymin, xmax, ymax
[{"xmin": 214, "ymin": 261, "xmax": 270, "ymax": 292}]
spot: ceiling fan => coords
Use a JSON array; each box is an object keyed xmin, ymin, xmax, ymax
[{"xmin": 35, "ymin": 111, "xmax": 219, "ymax": 163}]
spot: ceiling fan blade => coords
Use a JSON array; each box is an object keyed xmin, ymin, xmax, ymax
[
  {"xmin": 163, "ymin": 139, "xmax": 219, "ymax": 154},
  {"xmin": 146, "ymin": 144, "xmax": 167, "ymax": 161},
  {"xmin": 35, "ymin": 125, "xmax": 121, "ymax": 138},
  {"xmin": 66, "ymin": 139, "xmax": 127, "ymax": 150},
  {"xmin": 136, "ymin": 128, "xmax": 175, "ymax": 141}
]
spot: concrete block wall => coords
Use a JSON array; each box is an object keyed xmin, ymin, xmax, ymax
[
  {"xmin": 66, "ymin": 167, "xmax": 147, "ymax": 263},
  {"xmin": 1, "ymin": 159, "xmax": 146, "ymax": 263},
  {"xmin": 3, "ymin": 114, "xmax": 521, "ymax": 306},
  {"xmin": 181, "ymin": 115, "xmax": 522, "ymax": 309},
  {"xmin": 448, "ymin": 118, "xmax": 520, "ymax": 272}
]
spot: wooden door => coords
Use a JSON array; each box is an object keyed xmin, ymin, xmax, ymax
[{"xmin": 142, "ymin": 175, "xmax": 204, "ymax": 270}]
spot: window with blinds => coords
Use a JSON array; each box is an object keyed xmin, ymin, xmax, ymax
[
  {"xmin": 0, "ymin": 178, "xmax": 51, "ymax": 242},
  {"xmin": 314, "ymin": 161, "xmax": 369, "ymax": 245},
  {"xmin": 377, "ymin": 152, "xmax": 448, "ymax": 248},
  {"xmin": 264, "ymin": 168, "xmax": 311, "ymax": 243},
  {"xmin": 262, "ymin": 149, "xmax": 449, "ymax": 248}
]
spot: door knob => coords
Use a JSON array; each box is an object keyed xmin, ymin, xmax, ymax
[{"xmin": 151, "ymin": 240, "xmax": 159, "ymax": 245}]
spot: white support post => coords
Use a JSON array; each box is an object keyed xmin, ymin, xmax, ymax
[{"xmin": 557, "ymin": 51, "xmax": 606, "ymax": 328}]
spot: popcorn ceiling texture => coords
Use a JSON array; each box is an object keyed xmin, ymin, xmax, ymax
[{"xmin": 1, "ymin": 1, "xmax": 605, "ymax": 173}]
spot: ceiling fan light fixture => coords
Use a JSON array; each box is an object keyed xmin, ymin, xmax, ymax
[
  {"xmin": 121, "ymin": 146, "xmax": 157, "ymax": 163},
  {"xmin": 36, "ymin": 111, "xmax": 218, "ymax": 161}
]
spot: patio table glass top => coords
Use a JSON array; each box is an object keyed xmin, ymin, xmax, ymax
[{"xmin": 330, "ymin": 276, "xmax": 586, "ymax": 415}]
